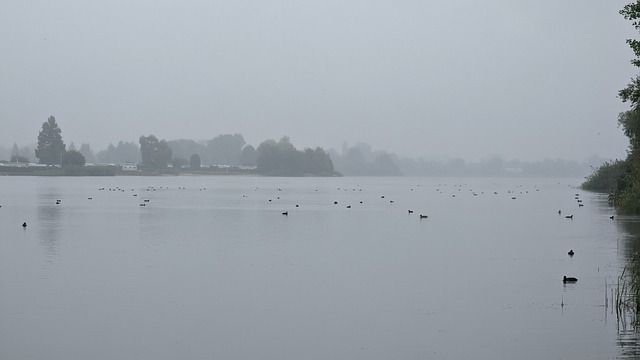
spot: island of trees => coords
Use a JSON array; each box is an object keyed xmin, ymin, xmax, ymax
[{"xmin": 0, "ymin": 116, "xmax": 338, "ymax": 177}]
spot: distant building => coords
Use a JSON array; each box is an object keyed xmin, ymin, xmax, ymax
[{"xmin": 121, "ymin": 163, "xmax": 138, "ymax": 171}]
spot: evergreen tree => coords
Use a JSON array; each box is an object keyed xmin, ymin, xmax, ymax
[
  {"xmin": 35, "ymin": 116, "xmax": 66, "ymax": 165},
  {"xmin": 11, "ymin": 143, "xmax": 19, "ymax": 158}
]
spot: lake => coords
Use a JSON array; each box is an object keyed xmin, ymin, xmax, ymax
[{"xmin": 1, "ymin": 175, "xmax": 639, "ymax": 359}]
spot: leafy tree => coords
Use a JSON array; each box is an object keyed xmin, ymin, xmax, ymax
[
  {"xmin": 95, "ymin": 141, "xmax": 140, "ymax": 164},
  {"xmin": 620, "ymin": 2, "xmax": 640, "ymax": 104},
  {"xmin": 171, "ymin": 157, "xmax": 188, "ymax": 169},
  {"xmin": 584, "ymin": 2, "xmax": 640, "ymax": 210},
  {"xmin": 139, "ymin": 135, "xmax": 172, "ymax": 169},
  {"xmin": 190, "ymin": 154, "xmax": 201, "ymax": 169},
  {"xmin": 239, "ymin": 145, "xmax": 257, "ymax": 166},
  {"xmin": 256, "ymin": 137, "xmax": 335, "ymax": 176},
  {"xmin": 20, "ymin": 146, "xmax": 33, "ymax": 162},
  {"xmin": 168, "ymin": 139, "xmax": 208, "ymax": 165},
  {"xmin": 207, "ymin": 134, "xmax": 245, "ymax": 165},
  {"xmin": 341, "ymin": 147, "xmax": 369, "ymax": 175},
  {"xmin": 303, "ymin": 147, "xmax": 334, "ymax": 175},
  {"xmin": 583, "ymin": 160, "xmax": 628, "ymax": 192},
  {"xmin": 35, "ymin": 116, "xmax": 66, "ymax": 165},
  {"xmin": 256, "ymin": 139, "xmax": 278, "ymax": 174},
  {"xmin": 78, "ymin": 143, "xmax": 96, "ymax": 164},
  {"xmin": 372, "ymin": 153, "xmax": 402, "ymax": 176},
  {"xmin": 63, "ymin": 150, "xmax": 86, "ymax": 167},
  {"xmin": 603, "ymin": 2, "xmax": 640, "ymax": 210}
]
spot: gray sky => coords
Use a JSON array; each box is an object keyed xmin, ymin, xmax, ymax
[{"xmin": 0, "ymin": 0, "xmax": 636, "ymax": 161}]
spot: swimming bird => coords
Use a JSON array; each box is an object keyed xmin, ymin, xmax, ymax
[
  {"xmin": 563, "ymin": 276, "xmax": 578, "ymax": 283},
  {"xmin": 420, "ymin": 214, "xmax": 428, "ymax": 219},
  {"xmin": 565, "ymin": 215, "xmax": 573, "ymax": 219},
  {"xmin": 282, "ymin": 211, "xmax": 288, "ymax": 216},
  {"xmin": 408, "ymin": 210, "xmax": 414, "ymax": 214},
  {"xmin": 22, "ymin": 222, "xmax": 27, "ymax": 228},
  {"xmin": 610, "ymin": 215, "xmax": 615, "ymax": 220},
  {"xmin": 558, "ymin": 210, "xmax": 561, "ymax": 215},
  {"xmin": 568, "ymin": 250, "xmax": 574, "ymax": 256}
]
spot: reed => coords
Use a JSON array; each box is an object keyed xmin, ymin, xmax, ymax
[{"xmin": 614, "ymin": 261, "xmax": 640, "ymax": 331}]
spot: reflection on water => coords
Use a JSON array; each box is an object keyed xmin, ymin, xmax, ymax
[
  {"xmin": 617, "ymin": 329, "xmax": 640, "ymax": 359},
  {"xmin": 614, "ymin": 215, "xmax": 640, "ymax": 357},
  {"xmin": 3, "ymin": 176, "xmax": 640, "ymax": 359},
  {"xmin": 37, "ymin": 189, "xmax": 63, "ymax": 258}
]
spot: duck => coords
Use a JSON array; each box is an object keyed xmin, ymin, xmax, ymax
[
  {"xmin": 563, "ymin": 276, "xmax": 578, "ymax": 283},
  {"xmin": 281, "ymin": 211, "xmax": 288, "ymax": 216},
  {"xmin": 565, "ymin": 215, "xmax": 574, "ymax": 219},
  {"xmin": 568, "ymin": 250, "xmax": 574, "ymax": 256},
  {"xmin": 22, "ymin": 222, "xmax": 27, "ymax": 228},
  {"xmin": 419, "ymin": 214, "xmax": 428, "ymax": 219}
]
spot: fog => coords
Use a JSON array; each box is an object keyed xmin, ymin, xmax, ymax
[{"xmin": 0, "ymin": 0, "xmax": 634, "ymax": 162}]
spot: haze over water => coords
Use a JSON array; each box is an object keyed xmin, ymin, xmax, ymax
[
  {"xmin": 0, "ymin": 175, "xmax": 637, "ymax": 359},
  {"xmin": 0, "ymin": 1, "xmax": 631, "ymax": 162}
]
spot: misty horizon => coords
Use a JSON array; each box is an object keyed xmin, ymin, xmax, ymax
[
  {"xmin": 0, "ymin": 132, "xmax": 624, "ymax": 166},
  {"xmin": 1, "ymin": 1, "xmax": 634, "ymax": 163}
]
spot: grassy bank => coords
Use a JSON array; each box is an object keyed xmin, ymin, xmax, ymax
[{"xmin": 0, "ymin": 165, "xmax": 117, "ymax": 176}]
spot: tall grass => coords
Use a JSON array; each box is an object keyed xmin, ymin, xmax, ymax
[{"xmin": 615, "ymin": 260, "xmax": 640, "ymax": 331}]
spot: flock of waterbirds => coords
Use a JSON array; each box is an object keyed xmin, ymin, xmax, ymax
[
  {"xmin": 559, "ymin": 192, "xmax": 616, "ymax": 284},
  {"xmin": 15, "ymin": 182, "xmax": 614, "ymax": 285}
]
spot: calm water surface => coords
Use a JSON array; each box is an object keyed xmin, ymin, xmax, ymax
[{"xmin": 1, "ymin": 175, "xmax": 639, "ymax": 359}]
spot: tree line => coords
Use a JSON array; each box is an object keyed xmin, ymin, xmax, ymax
[
  {"xmin": 5, "ymin": 118, "xmax": 602, "ymax": 178},
  {"xmin": 583, "ymin": 1, "xmax": 640, "ymax": 212},
  {"xmin": 8, "ymin": 117, "xmax": 336, "ymax": 176}
]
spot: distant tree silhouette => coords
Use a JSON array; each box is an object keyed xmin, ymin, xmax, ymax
[
  {"xmin": 190, "ymin": 154, "xmax": 201, "ymax": 169},
  {"xmin": 96, "ymin": 141, "xmax": 140, "ymax": 164},
  {"xmin": 256, "ymin": 137, "xmax": 335, "ymax": 176},
  {"xmin": 10, "ymin": 155, "xmax": 29, "ymax": 163},
  {"xmin": 78, "ymin": 143, "xmax": 96, "ymax": 164},
  {"xmin": 139, "ymin": 135, "xmax": 172, "ymax": 169},
  {"xmin": 239, "ymin": 145, "xmax": 257, "ymax": 166},
  {"xmin": 63, "ymin": 150, "xmax": 86, "ymax": 167},
  {"xmin": 207, "ymin": 134, "xmax": 245, "ymax": 165},
  {"xmin": 35, "ymin": 116, "xmax": 66, "ymax": 165},
  {"xmin": 168, "ymin": 139, "xmax": 208, "ymax": 165}
]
